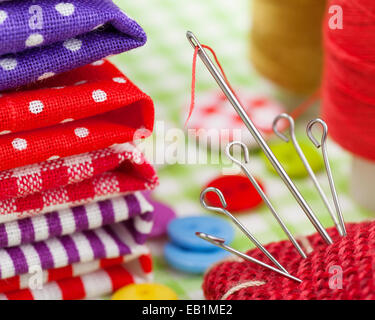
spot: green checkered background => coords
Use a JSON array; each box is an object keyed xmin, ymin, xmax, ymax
[{"xmin": 111, "ymin": 0, "xmax": 372, "ymax": 299}]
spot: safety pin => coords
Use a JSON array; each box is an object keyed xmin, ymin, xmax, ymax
[
  {"xmin": 196, "ymin": 232, "xmax": 302, "ymax": 283},
  {"xmin": 225, "ymin": 141, "xmax": 307, "ymax": 258},
  {"xmin": 307, "ymin": 119, "xmax": 347, "ymax": 236},
  {"xmin": 273, "ymin": 114, "xmax": 344, "ymax": 236},
  {"xmin": 200, "ymin": 187, "xmax": 289, "ymax": 273},
  {"xmin": 186, "ymin": 31, "xmax": 332, "ymax": 245}
]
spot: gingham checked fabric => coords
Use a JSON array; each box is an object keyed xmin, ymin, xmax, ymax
[
  {"xmin": 0, "ymin": 254, "xmax": 153, "ymax": 300},
  {"xmin": 0, "ymin": 253, "xmax": 152, "ymax": 295},
  {"xmin": 0, "ymin": 0, "xmax": 146, "ymax": 91},
  {"xmin": 0, "ymin": 143, "xmax": 155, "ymax": 201},
  {"xmin": 0, "ymin": 60, "xmax": 154, "ymax": 172},
  {"xmin": 0, "ymin": 207, "xmax": 153, "ymax": 280},
  {"xmin": 0, "ymin": 192, "xmax": 153, "ymax": 248},
  {"xmin": 0, "ymin": 143, "xmax": 158, "ymax": 223}
]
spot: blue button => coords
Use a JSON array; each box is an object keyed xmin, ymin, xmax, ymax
[
  {"xmin": 167, "ymin": 216, "xmax": 234, "ymax": 251},
  {"xmin": 164, "ymin": 242, "xmax": 230, "ymax": 274}
]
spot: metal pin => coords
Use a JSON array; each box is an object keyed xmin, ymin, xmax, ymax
[
  {"xmin": 200, "ymin": 187, "xmax": 289, "ymax": 273},
  {"xmin": 273, "ymin": 114, "xmax": 344, "ymax": 236},
  {"xmin": 187, "ymin": 31, "xmax": 332, "ymax": 245},
  {"xmin": 306, "ymin": 119, "xmax": 347, "ymax": 237},
  {"xmin": 225, "ymin": 141, "xmax": 307, "ymax": 258},
  {"xmin": 196, "ymin": 232, "xmax": 302, "ymax": 283}
]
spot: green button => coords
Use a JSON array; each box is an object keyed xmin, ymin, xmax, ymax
[{"xmin": 262, "ymin": 139, "xmax": 323, "ymax": 178}]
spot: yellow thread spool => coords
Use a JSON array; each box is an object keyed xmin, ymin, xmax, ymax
[{"xmin": 250, "ymin": 0, "xmax": 326, "ymax": 95}]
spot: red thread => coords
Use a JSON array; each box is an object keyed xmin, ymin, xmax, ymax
[
  {"xmin": 322, "ymin": 0, "xmax": 375, "ymax": 161},
  {"xmin": 185, "ymin": 46, "xmax": 199, "ymax": 127},
  {"xmin": 185, "ymin": 45, "xmax": 240, "ymax": 127},
  {"xmin": 186, "ymin": 43, "xmax": 321, "ymax": 129},
  {"xmin": 289, "ymin": 89, "xmax": 321, "ymax": 120}
]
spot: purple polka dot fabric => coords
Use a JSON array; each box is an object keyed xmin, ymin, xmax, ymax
[{"xmin": 0, "ymin": 0, "xmax": 146, "ymax": 91}]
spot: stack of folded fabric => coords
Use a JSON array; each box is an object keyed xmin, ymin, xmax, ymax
[{"xmin": 0, "ymin": 1, "xmax": 158, "ymax": 300}]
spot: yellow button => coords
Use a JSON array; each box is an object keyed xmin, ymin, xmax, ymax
[
  {"xmin": 262, "ymin": 139, "xmax": 323, "ymax": 178},
  {"xmin": 111, "ymin": 283, "xmax": 178, "ymax": 300}
]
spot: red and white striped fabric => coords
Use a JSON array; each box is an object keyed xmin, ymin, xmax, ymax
[
  {"xmin": 0, "ymin": 253, "xmax": 153, "ymax": 300},
  {"xmin": 0, "ymin": 143, "xmax": 158, "ymax": 223},
  {"xmin": 0, "ymin": 253, "xmax": 152, "ymax": 295}
]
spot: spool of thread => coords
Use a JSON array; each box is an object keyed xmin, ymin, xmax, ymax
[
  {"xmin": 322, "ymin": 0, "xmax": 375, "ymax": 211},
  {"xmin": 250, "ymin": 0, "xmax": 326, "ymax": 95}
]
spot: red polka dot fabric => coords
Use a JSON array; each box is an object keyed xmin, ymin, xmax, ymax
[{"xmin": 0, "ymin": 59, "xmax": 154, "ymax": 172}]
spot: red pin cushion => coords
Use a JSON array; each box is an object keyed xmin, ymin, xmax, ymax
[{"xmin": 203, "ymin": 221, "xmax": 375, "ymax": 300}]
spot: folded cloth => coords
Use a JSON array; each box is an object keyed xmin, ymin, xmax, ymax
[
  {"xmin": 0, "ymin": 0, "xmax": 146, "ymax": 91},
  {"xmin": 0, "ymin": 192, "xmax": 153, "ymax": 248},
  {"xmin": 0, "ymin": 143, "xmax": 158, "ymax": 223},
  {"xmin": 0, "ymin": 59, "xmax": 154, "ymax": 171},
  {"xmin": 0, "ymin": 143, "xmax": 155, "ymax": 201},
  {"xmin": 0, "ymin": 254, "xmax": 153, "ymax": 300},
  {"xmin": 0, "ymin": 252, "xmax": 152, "ymax": 295},
  {"xmin": 0, "ymin": 210, "xmax": 153, "ymax": 279}
]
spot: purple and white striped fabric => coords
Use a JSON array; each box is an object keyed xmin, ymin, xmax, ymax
[
  {"xmin": 0, "ymin": 192, "xmax": 152, "ymax": 248},
  {"xmin": 0, "ymin": 201, "xmax": 154, "ymax": 279}
]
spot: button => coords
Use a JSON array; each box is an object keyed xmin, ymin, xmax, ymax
[
  {"xmin": 262, "ymin": 139, "xmax": 323, "ymax": 178},
  {"xmin": 164, "ymin": 242, "xmax": 229, "ymax": 274},
  {"xmin": 112, "ymin": 283, "xmax": 178, "ymax": 300},
  {"xmin": 204, "ymin": 175, "xmax": 264, "ymax": 212},
  {"xmin": 143, "ymin": 192, "xmax": 177, "ymax": 238},
  {"xmin": 167, "ymin": 216, "xmax": 234, "ymax": 251},
  {"xmin": 185, "ymin": 90, "xmax": 285, "ymax": 150},
  {"xmin": 149, "ymin": 201, "xmax": 176, "ymax": 237}
]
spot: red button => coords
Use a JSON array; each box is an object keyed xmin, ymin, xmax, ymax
[{"xmin": 204, "ymin": 175, "xmax": 264, "ymax": 213}]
